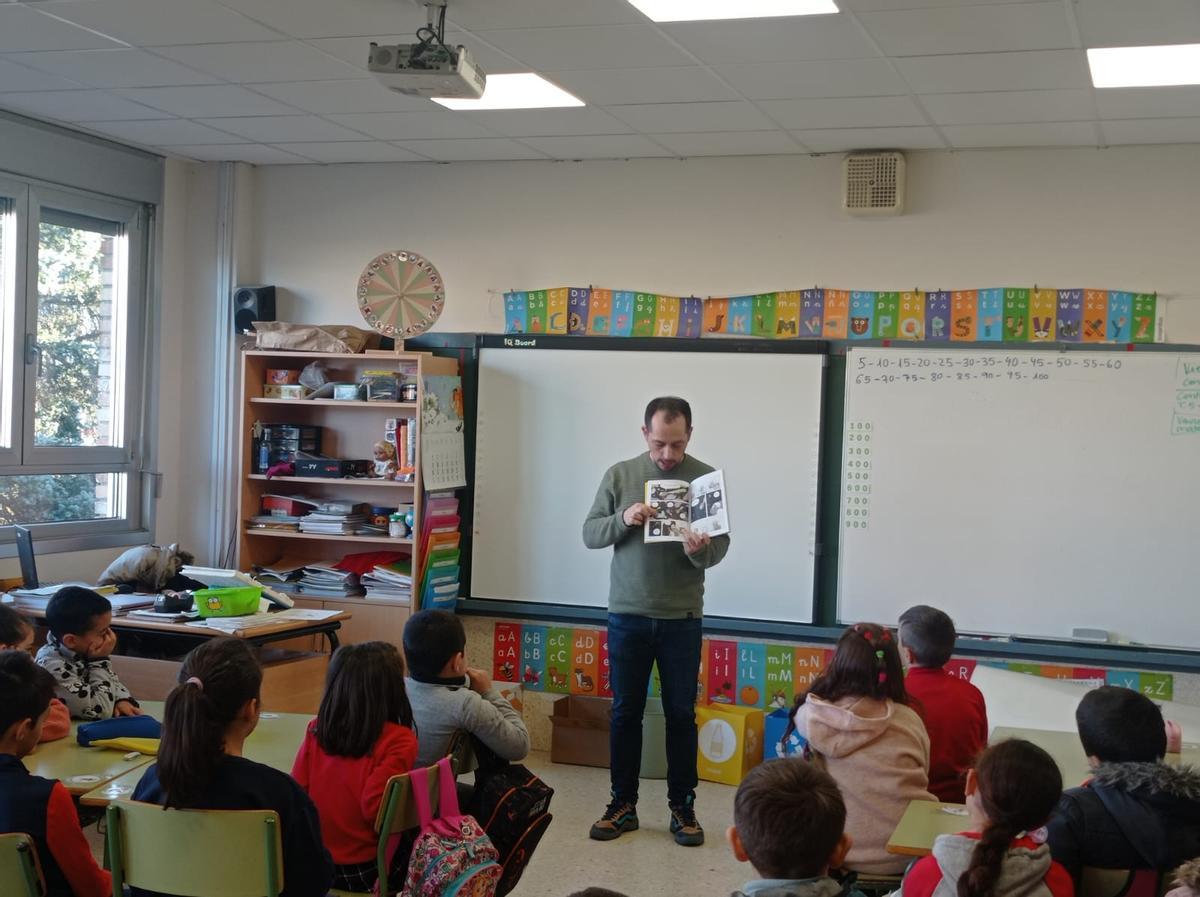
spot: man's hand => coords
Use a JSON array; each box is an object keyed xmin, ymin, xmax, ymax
[
  {"xmin": 113, "ymin": 700, "xmax": 141, "ymax": 717},
  {"xmin": 683, "ymin": 530, "xmax": 711, "ymax": 556},
  {"xmin": 466, "ymin": 667, "xmax": 493, "ymax": 695},
  {"xmin": 622, "ymin": 502, "xmax": 656, "ymax": 527}
]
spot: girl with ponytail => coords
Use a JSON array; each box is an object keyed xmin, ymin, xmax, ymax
[
  {"xmin": 132, "ymin": 638, "xmax": 333, "ymax": 897},
  {"xmin": 787, "ymin": 623, "xmax": 936, "ymax": 875},
  {"xmin": 902, "ymin": 739, "xmax": 1071, "ymax": 897}
]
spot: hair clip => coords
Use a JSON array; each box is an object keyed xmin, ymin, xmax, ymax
[
  {"xmin": 875, "ymin": 649, "xmax": 885, "ymax": 662},
  {"xmin": 878, "ymin": 670, "xmax": 888, "ymax": 685}
]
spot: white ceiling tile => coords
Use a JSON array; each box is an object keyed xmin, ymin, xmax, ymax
[
  {"xmin": 608, "ymin": 101, "xmax": 775, "ymax": 133},
  {"xmin": 942, "ymin": 121, "xmax": 1099, "ymax": 148},
  {"xmin": 715, "ymin": 59, "xmax": 905, "ymax": 100},
  {"xmin": 842, "ymin": 0, "xmax": 1045, "ymax": 9},
  {"xmin": 447, "ymin": 0, "xmax": 646, "ymax": 30},
  {"xmin": 268, "ymin": 141, "xmax": 427, "ymax": 163},
  {"xmin": 662, "ymin": 16, "xmax": 878, "ymax": 63},
  {"xmin": 167, "ymin": 143, "xmax": 312, "ymax": 164},
  {"xmin": 12, "ymin": 49, "xmax": 219, "ymax": 88},
  {"xmin": 791, "ymin": 125, "xmax": 945, "ymax": 152},
  {"xmin": 758, "ymin": 95, "xmax": 926, "ymax": 129},
  {"xmin": 193, "ymin": 114, "xmax": 364, "ymax": 142},
  {"xmin": 1095, "ymin": 86, "xmax": 1200, "ymax": 120},
  {"xmin": 472, "ymin": 25, "xmax": 693, "ymax": 70},
  {"xmin": 520, "ymin": 134, "xmax": 670, "ymax": 159},
  {"xmin": 250, "ymin": 79, "xmax": 430, "ymax": 114},
  {"xmin": 78, "ymin": 118, "xmax": 244, "ymax": 144},
  {"xmin": 651, "ymin": 130, "xmax": 803, "ymax": 156},
  {"xmin": 0, "ymin": 5, "xmax": 125, "ymax": 51},
  {"xmin": 0, "ymin": 57, "xmax": 82, "ymax": 91},
  {"xmin": 460, "ymin": 108, "xmax": 633, "ymax": 137},
  {"xmin": 1074, "ymin": 0, "xmax": 1200, "ymax": 49},
  {"xmin": 42, "ymin": 0, "xmax": 282, "ymax": 47},
  {"xmin": 215, "ymin": 0, "xmax": 425, "ymax": 41},
  {"xmin": 543, "ymin": 67, "xmax": 738, "ymax": 105},
  {"xmin": 859, "ymin": 2, "xmax": 1073, "ymax": 56},
  {"xmin": 920, "ymin": 89, "xmax": 1094, "ymax": 125},
  {"xmin": 155, "ymin": 42, "xmax": 362, "ymax": 83},
  {"xmin": 391, "ymin": 137, "xmax": 547, "ymax": 161},
  {"xmin": 325, "ymin": 110, "xmax": 494, "ymax": 140},
  {"xmin": 0, "ymin": 89, "xmax": 164, "ymax": 121},
  {"xmin": 116, "ymin": 85, "xmax": 299, "ymax": 116},
  {"xmin": 1101, "ymin": 117, "xmax": 1200, "ymax": 145},
  {"xmin": 895, "ymin": 50, "xmax": 1090, "ymax": 94}
]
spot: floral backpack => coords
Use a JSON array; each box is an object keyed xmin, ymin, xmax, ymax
[{"xmin": 399, "ymin": 757, "xmax": 502, "ymax": 897}]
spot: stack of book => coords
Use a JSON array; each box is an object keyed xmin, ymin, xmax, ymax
[
  {"xmin": 417, "ymin": 491, "xmax": 462, "ymax": 610},
  {"xmin": 297, "ymin": 500, "xmax": 370, "ymax": 536},
  {"xmin": 361, "ymin": 560, "xmax": 413, "ymax": 603},
  {"xmin": 297, "ymin": 564, "xmax": 364, "ymax": 598}
]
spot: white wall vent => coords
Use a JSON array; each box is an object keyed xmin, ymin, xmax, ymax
[{"xmin": 843, "ymin": 151, "xmax": 905, "ymax": 216}]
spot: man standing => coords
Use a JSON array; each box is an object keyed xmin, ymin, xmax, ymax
[{"xmin": 582, "ymin": 396, "xmax": 730, "ymax": 847}]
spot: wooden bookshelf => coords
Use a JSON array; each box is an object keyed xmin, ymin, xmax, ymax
[{"xmin": 236, "ymin": 349, "xmax": 458, "ymax": 648}]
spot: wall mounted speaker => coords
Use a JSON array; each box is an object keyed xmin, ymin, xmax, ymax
[{"xmin": 233, "ymin": 285, "xmax": 276, "ymax": 333}]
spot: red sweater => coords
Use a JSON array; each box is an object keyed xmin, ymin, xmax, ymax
[
  {"xmin": 906, "ymin": 666, "xmax": 988, "ymax": 803},
  {"xmin": 40, "ymin": 699, "xmax": 70, "ymax": 743},
  {"xmin": 291, "ymin": 720, "xmax": 418, "ymax": 864}
]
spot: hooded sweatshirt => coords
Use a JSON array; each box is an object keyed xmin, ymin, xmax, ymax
[
  {"xmin": 1045, "ymin": 761, "xmax": 1200, "ymax": 883},
  {"xmin": 902, "ymin": 833, "xmax": 1074, "ymax": 897},
  {"xmin": 734, "ymin": 873, "xmax": 867, "ymax": 897},
  {"xmin": 795, "ymin": 695, "xmax": 935, "ymax": 875}
]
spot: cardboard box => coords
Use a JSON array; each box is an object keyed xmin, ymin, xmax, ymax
[
  {"xmin": 763, "ymin": 707, "xmax": 806, "ymax": 760},
  {"xmin": 697, "ymin": 703, "xmax": 764, "ymax": 785},
  {"xmin": 550, "ymin": 695, "xmax": 611, "ymax": 768},
  {"xmin": 263, "ymin": 384, "xmax": 308, "ymax": 400}
]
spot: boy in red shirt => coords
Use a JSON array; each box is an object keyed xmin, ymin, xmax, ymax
[{"xmin": 899, "ymin": 605, "xmax": 988, "ymax": 804}]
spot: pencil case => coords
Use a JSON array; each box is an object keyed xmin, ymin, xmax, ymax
[{"xmin": 77, "ymin": 714, "xmax": 162, "ymax": 746}]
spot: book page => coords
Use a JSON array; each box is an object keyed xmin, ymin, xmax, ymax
[
  {"xmin": 688, "ymin": 469, "xmax": 730, "ymax": 537},
  {"xmin": 644, "ymin": 479, "xmax": 691, "ymax": 543}
]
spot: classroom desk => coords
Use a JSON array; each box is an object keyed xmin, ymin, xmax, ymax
[
  {"xmin": 78, "ymin": 705, "xmax": 313, "ymax": 807},
  {"xmin": 26, "ymin": 701, "xmax": 165, "ymax": 795},
  {"xmin": 886, "ymin": 800, "xmax": 971, "ymax": 857},
  {"xmin": 990, "ymin": 726, "xmax": 1200, "ymax": 787}
]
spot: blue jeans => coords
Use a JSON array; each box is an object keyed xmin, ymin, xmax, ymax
[{"xmin": 607, "ymin": 612, "xmax": 702, "ymax": 807}]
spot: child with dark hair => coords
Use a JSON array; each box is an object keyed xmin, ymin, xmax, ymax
[
  {"xmin": 132, "ymin": 637, "xmax": 332, "ymax": 897},
  {"xmin": 728, "ymin": 759, "xmax": 866, "ymax": 897},
  {"xmin": 0, "ymin": 604, "xmax": 68, "ymax": 741},
  {"xmin": 292, "ymin": 641, "xmax": 418, "ymax": 893},
  {"xmin": 403, "ymin": 609, "xmax": 529, "ymax": 768},
  {"xmin": 899, "ymin": 605, "xmax": 988, "ymax": 803},
  {"xmin": 902, "ymin": 739, "xmax": 1071, "ymax": 897},
  {"xmin": 35, "ymin": 585, "xmax": 139, "ymax": 720},
  {"xmin": 1045, "ymin": 686, "xmax": 1200, "ymax": 883},
  {"xmin": 0, "ymin": 650, "xmax": 110, "ymax": 897},
  {"xmin": 787, "ymin": 622, "xmax": 935, "ymax": 874}
]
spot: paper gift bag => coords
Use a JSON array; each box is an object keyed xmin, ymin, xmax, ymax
[{"xmin": 696, "ymin": 704, "xmax": 765, "ymax": 785}]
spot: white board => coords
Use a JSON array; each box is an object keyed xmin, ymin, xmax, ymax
[
  {"xmin": 838, "ymin": 346, "xmax": 1200, "ymax": 647},
  {"xmin": 472, "ymin": 345, "xmax": 824, "ymax": 622}
]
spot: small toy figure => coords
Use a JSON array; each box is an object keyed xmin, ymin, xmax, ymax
[{"xmin": 372, "ymin": 440, "xmax": 397, "ymax": 479}]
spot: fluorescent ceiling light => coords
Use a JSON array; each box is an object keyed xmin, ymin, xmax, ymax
[
  {"xmin": 1088, "ymin": 44, "xmax": 1200, "ymax": 88},
  {"xmin": 433, "ymin": 73, "xmax": 584, "ymax": 110},
  {"xmin": 627, "ymin": 0, "xmax": 838, "ymax": 23}
]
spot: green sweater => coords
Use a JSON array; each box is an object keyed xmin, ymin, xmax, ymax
[{"xmin": 582, "ymin": 452, "xmax": 730, "ymax": 619}]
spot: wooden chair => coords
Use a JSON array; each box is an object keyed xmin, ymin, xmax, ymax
[
  {"xmin": 0, "ymin": 833, "xmax": 44, "ymax": 897},
  {"xmin": 105, "ymin": 801, "xmax": 283, "ymax": 897},
  {"xmin": 852, "ymin": 872, "xmax": 905, "ymax": 897},
  {"xmin": 1080, "ymin": 867, "xmax": 1169, "ymax": 897}
]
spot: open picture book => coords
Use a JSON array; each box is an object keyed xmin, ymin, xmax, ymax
[{"xmin": 644, "ymin": 469, "xmax": 730, "ymax": 543}]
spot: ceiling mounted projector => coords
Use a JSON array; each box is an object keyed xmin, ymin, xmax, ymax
[{"xmin": 367, "ymin": 0, "xmax": 486, "ymax": 100}]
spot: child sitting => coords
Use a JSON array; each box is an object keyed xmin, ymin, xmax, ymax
[
  {"xmin": 788, "ymin": 622, "xmax": 935, "ymax": 875},
  {"xmin": 902, "ymin": 739, "xmax": 1072, "ymax": 897},
  {"xmin": 0, "ymin": 605, "xmax": 68, "ymax": 740},
  {"xmin": 35, "ymin": 586, "xmax": 139, "ymax": 720},
  {"xmin": 899, "ymin": 605, "xmax": 988, "ymax": 803},
  {"xmin": 133, "ymin": 638, "xmax": 332, "ymax": 897},
  {"xmin": 292, "ymin": 642, "xmax": 418, "ymax": 893},
  {"xmin": 1168, "ymin": 858, "xmax": 1200, "ymax": 897},
  {"xmin": 1045, "ymin": 686, "xmax": 1200, "ymax": 883},
  {"xmin": 0, "ymin": 650, "xmax": 110, "ymax": 897},
  {"xmin": 728, "ymin": 758, "xmax": 866, "ymax": 897},
  {"xmin": 403, "ymin": 609, "xmax": 530, "ymax": 768}
]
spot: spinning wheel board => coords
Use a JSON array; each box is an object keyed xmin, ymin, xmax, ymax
[{"xmin": 356, "ymin": 250, "xmax": 445, "ymax": 338}]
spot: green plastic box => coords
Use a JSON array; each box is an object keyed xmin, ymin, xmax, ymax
[{"xmin": 194, "ymin": 586, "xmax": 262, "ymax": 617}]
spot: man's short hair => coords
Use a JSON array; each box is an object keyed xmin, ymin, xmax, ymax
[
  {"xmin": 734, "ymin": 759, "xmax": 847, "ymax": 879},
  {"xmin": 898, "ymin": 604, "xmax": 957, "ymax": 668},
  {"xmin": 0, "ymin": 650, "xmax": 55, "ymax": 734},
  {"xmin": 403, "ymin": 609, "xmax": 467, "ymax": 679},
  {"xmin": 45, "ymin": 586, "xmax": 111, "ymax": 640},
  {"xmin": 644, "ymin": 396, "xmax": 692, "ymax": 431},
  {"xmin": 1076, "ymin": 685, "xmax": 1166, "ymax": 763}
]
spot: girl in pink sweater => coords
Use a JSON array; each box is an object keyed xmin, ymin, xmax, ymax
[{"xmin": 789, "ymin": 623, "xmax": 935, "ymax": 875}]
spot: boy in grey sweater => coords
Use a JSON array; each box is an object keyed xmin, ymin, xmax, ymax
[{"xmin": 404, "ymin": 609, "xmax": 529, "ymax": 768}]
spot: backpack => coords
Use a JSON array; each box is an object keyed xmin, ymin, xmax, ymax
[
  {"xmin": 399, "ymin": 757, "xmax": 502, "ymax": 897},
  {"xmin": 471, "ymin": 763, "xmax": 554, "ymax": 897}
]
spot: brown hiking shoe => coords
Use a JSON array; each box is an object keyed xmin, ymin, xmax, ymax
[{"xmin": 589, "ymin": 799, "xmax": 639, "ymax": 841}]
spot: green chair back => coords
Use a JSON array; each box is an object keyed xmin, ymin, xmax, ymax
[
  {"xmin": 0, "ymin": 833, "xmax": 44, "ymax": 897},
  {"xmin": 106, "ymin": 800, "xmax": 283, "ymax": 897}
]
